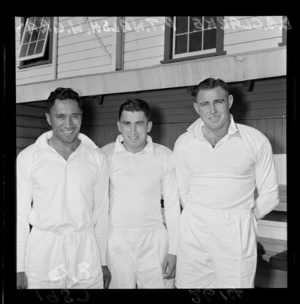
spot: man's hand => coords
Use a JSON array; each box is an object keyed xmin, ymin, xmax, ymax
[
  {"xmin": 162, "ymin": 253, "xmax": 176, "ymax": 279},
  {"xmin": 17, "ymin": 272, "xmax": 28, "ymax": 289},
  {"xmin": 102, "ymin": 266, "xmax": 111, "ymax": 289}
]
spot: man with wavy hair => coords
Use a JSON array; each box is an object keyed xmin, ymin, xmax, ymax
[
  {"xmin": 174, "ymin": 78, "xmax": 279, "ymax": 288},
  {"xmin": 17, "ymin": 87, "xmax": 110, "ymax": 289}
]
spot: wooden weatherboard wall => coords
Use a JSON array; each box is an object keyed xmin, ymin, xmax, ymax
[
  {"xmin": 16, "ymin": 101, "xmax": 49, "ymax": 155},
  {"xmin": 80, "ymin": 77, "xmax": 286, "ymax": 153}
]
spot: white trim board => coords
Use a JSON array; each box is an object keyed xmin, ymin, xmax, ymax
[{"xmin": 16, "ymin": 47, "xmax": 286, "ymax": 103}]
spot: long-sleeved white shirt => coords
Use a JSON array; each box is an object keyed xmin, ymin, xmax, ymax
[
  {"xmin": 173, "ymin": 116, "xmax": 279, "ymax": 220},
  {"xmin": 17, "ymin": 131, "xmax": 109, "ymax": 272},
  {"xmin": 102, "ymin": 135, "xmax": 181, "ymax": 255}
]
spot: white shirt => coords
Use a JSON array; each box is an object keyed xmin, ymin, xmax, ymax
[
  {"xmin": 102, "ymin": 135, "xmax": 181, "ymax": 255},
  {"xmin": 17, "ymin": 131, "xmax": 109, "ymax": 272},
  {"xmin": 173, "ymin": 116, "xmax": 279, "ymax": 220}
]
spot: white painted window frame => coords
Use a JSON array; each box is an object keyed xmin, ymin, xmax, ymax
[
  {"xmin": 172, "ymin": 16, "xmax": 216, "ymax": 59},
  {"xmin": 18, "ymin": 17, "xmax": 51, "ymax": 61}
]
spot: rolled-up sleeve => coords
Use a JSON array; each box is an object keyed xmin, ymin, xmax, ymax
[
  {"xmin": 253, "ymin": 140, "xmax": 279, "ymax": 220},
  {"xmin": 93, "ymin": 150, "xmax": 110, "ymax": 266},
  {"xmin": 17, "ymin": 151, "xmax": 33, "ymax": 272}
]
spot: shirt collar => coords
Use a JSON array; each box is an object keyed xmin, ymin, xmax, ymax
[
  {"xmin": 187, "ymin": 114, "xmax": 239, "ymax": 138},
  {"xmin": 36, "ymin": 130, "xmax": 98, "ymax": 152},
  {"xmin": 113, "ymin": 134, "xmax": 155, "ymax": 155}
]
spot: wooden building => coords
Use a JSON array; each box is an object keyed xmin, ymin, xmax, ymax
[{"xmin": 15, "ymin": 16, "xmax": 287, "ymax": 287}]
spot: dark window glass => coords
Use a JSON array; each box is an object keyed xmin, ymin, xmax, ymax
[
  {"xmin": 27, "ymin": 42, "xmax": 37, "ymax": 56},
  {"xmin": 175, "ymin": 34, "xmax": 188, "ymax": 54},
  {"xmin": 204, "ymin": 16, "xmax": 217, "ymax": 29},
  {"xmin": 203, "ymin": 29, "xmax": 216, "ymax": 49},
  {"xmin": 176, "ymin": 17, "xmax": 188, "ymax": 34},
  {"xmin": 189, "ymin": 31, "xmax": 202, "ymax": 52},
  {"xmin": 36, "ymin": 40, "xmax": 45, "ymax": 53},
  {"xmin": 19, "ymin": 44, "xmax": 29, "ymax": 57},
  {"xmin": 190, "ymin": 16, "xmax": 203, "ymax": 31}
]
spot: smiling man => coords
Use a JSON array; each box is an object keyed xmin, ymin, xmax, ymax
[
  {"xmin": 17, "ymin": 87, "xmax": 111, "ymax": 289},
  {"xmin": 174, "ymin": 78, "xmax": 279, "ymax": 288},
  {"xmin": 102, "ymin": 99, "xmax": 181, "ymax": 288}
]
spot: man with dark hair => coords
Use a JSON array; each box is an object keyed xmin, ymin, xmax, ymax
[
  {"xmin": 17, "ymin": 87, "xmax": 111, "ymax": 289},
  {"xmin": 174, "ymin": 78, "xmax": 279, "ymax": 288},
  {"xmin": 102, "ymin": 98, "xmax": 181, "ymax": 288}
]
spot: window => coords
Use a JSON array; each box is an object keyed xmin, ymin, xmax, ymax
[
  {"xmin": 161, "ymin": 16, "xmax": 226, "ymax": 64},
  {"xmin": 18, "ymin": 17, "xmax": 53, "ymax": 68}
]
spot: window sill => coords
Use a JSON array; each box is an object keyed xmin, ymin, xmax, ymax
[
  {"xmin": 278, "ymin": 42, "xmax": 286, "ymax": 47},
  {"xmin": 18, "ymin": 59, "xmax": 52, "ymax": 69},
  {"xmin": 160, "ymin": 50, "xmax": 226, "ymax": 64}
]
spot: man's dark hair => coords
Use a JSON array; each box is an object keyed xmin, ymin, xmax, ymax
[
  {"xmin": 118, "ymin": 98, "xmax": 151, "ymax": 121},
  {"xmin": 192, "ymin": 78, "xmax": 230, "ymax": 98},
  {"xmin": 46, "ymin": 87, "xmax": 83, "ymax": 113}
]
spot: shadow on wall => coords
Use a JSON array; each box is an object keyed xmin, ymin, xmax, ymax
[
  {"xmin": 149, "ymin": 104, "xmax": 163, "ymax": 144},
  {"xmin": 229, "ymin": 84, "xmax": 250, "ymax": 121},
  {"xmin": 16, "ymin": 101, "xmax": 50, "ymax": 155},
  {"xmin": 80, "ymin": 96, "xmax": 119, "ymax": 148}
]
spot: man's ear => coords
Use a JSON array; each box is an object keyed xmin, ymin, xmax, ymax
[
  {"xmin": 117, "ymin": 121, "xmax": 122, "ymax": 133},
  {"xmin": 147, "ymin": 121, "xmax": 153, "ymax": 133},
  {"xmin": 228, "ymin": 94, "xmax": 233, "ymax": 109},
  {"xmin": 193, "ymin": 102, "xmax": 200, "ymax": 115},
  {"xmin": 45, "ymin": 113, "xmax": 52, "ymax": 126}
]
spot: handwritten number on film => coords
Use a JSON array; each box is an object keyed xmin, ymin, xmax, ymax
[
  {"xmin": 189, "ymin": 289, "xmax": 243, "ymax": 303},
  {"xmin": 35, "ymin": 290, "xmax": 89, "ymax": 303}
]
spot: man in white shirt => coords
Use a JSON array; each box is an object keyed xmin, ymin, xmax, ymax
[
  {"xmin": 102, "ymin": 99, "xmax": 181, "ymax": 288},
  {"xmin": 174, "ymin": 78, "xmax": 279, "ymax": 288},
  {"xmin": 17, "ymin": 87, "xmax": 111, "ymax": 289}
]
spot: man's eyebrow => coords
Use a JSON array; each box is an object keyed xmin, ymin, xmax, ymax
[
  {"xmin": 122, "ymin": 120, "xmax": 145, "ymax": 123},
  {"xmin": 55, "ymin": 112, "xmax": 82, "ymax": 115}
]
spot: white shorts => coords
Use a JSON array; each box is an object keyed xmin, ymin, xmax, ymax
[
  {"xmin": 108, "ymin": 224, "xmax": 175, "ymax": 289},
  {"xmin": 25, "ymin": 227, "xmax": 104, "ymax": 289},
  {"xmin": 175, "ymin": 204, "xmax": 257, "ymax": 288}
]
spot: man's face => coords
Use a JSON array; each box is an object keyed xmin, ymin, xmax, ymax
[
  {"xmin": 45, "ymin": 98, "xmax": 82, "ymax": 145},
  {"xmin": 117, "ymin": 110, "xmax": 152, "ymax": 154},
  {"xmin": 193, "ymin": 86, "xmax": 233, "ymax": 132}
]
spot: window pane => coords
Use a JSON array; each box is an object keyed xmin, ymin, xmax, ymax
[
  {"xmin": 40, "ymin": 18, "xmax": 50, "ymax": 34},
  {"xmin": 36, "ymin": 40, "xmax": 45, "ymax": 54},
  {"xmin": 204, "ymin": 16, "xmax": 217, "ymax": 29},
  {"xmin": 26, "ymin": 20, "xmax": 37, "ymax": 33},
  {"xmin": 176, "ymin": 17, "xmax": 188, "ymax": 34},
  {"xmin": 203, "ymin": 28, "xmax": 216, "ymax": 49},
  {"xmin": 189, "ymin": 31, "xmax": 202, "ymax": 52},
  {"xmin": 175, "ymin": 34, "xmax": 188, "ymax": 54},
  {"xmin": 23, "ymin": 29, "xmax": 32, "ymax": 42},
  {"xmin": 19, "ymin": 44, "xmax": 29, "ymax": 57},
  {"xmin": 27, "ymin": 16, "xmax": 36, "ymax": 23},
  {"xmin": 27, "ymin": 42, "xmax": 37, "ymax": 56},
  {"xmin": 35, "ymin": 17, "xmax": 42, "ymax": 28},
  {"xmin": 43, "ymin": 17, "xmax": 51, "ymax": 25},
  {"xmin": 39, "ymin": 27, "xmax": 47, "ymax": 40},
  {"xmin": 190, "ymin": 16, "xmax": 203, "ymax": 32},
  {"xmin": 31, "ymin": 28, "xmax": 39, "ymax": 41}
]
